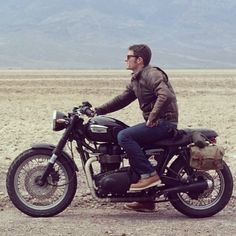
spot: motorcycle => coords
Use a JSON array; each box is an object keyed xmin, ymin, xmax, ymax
[{"xmin": 6, "ymin": 101, "xmax": 233, "ymax": 218}]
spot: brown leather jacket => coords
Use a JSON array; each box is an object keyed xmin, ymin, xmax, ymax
[{"xmin": 95, "ymin": 66, "xmax": 178, "ymax": 124}]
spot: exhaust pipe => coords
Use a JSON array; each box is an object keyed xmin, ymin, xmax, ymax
[
  {"xmin": 161, "ymin": 181, "xmax": 210, "ymax": 196},
  {"xmin": 110, "ymin": 181, "xmax": 211, "ymax": 203}
]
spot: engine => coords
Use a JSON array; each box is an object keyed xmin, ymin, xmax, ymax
[
  {"xmin": 98, "ymin": 143, "xmax": 123, "ymax": 173},
  {"xmin": 94, "ymin": 143, "xmax": 132, "ymax": 196},
  {"xmin": 94, "ymin": 145, "xmax": 165, "ymax": 196}
]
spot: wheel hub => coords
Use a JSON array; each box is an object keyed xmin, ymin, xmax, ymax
[
  {"xmin": 188, "ymin": 171, "xmax": 214, "ymax": 199},
  {"xmin": 24, "ymin": 166, "xmax": 57, "ymax": 199}
]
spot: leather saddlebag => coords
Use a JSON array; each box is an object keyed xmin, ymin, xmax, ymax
[{"xmin": 190, "ymin": 145, "xmax": 224, "ymax": 170}]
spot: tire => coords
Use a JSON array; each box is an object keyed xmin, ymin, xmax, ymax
[
  {"xmin": 167, "ymin": 158, "xmax": 233, "ymax": 218},
  {"xmin": 6, "ymin": 148, "xmax": 77, "ymax": 217}
]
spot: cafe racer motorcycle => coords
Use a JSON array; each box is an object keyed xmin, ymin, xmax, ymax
[{"xmin": 6, "ymin": 102, "xmax": 233, "ymax": 218}]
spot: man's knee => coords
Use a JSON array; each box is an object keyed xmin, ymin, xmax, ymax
[{"xmin": 117, "ymin": 130, "xmax": 128, "ymax": 146}]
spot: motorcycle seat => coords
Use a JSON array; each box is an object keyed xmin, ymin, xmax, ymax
[{"xmin": 151, "ymin": 128, "xmax": 218, "ymax": 147}]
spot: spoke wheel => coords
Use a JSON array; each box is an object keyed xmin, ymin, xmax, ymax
[
  {"xmin": 176, "ymin": 169, "xmax": 224, "ymax": 210},
  {"xmin": 167, "ymin": 158, "xmax": 233, "ymax": 218},
  {"xmin": 7, "ymin": 149, "xmax": 77, "ymax": 217}
]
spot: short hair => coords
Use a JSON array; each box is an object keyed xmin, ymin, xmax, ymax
[{"xmin": 128, "ymin": 44, "xmax": 152, "ymax": 66}]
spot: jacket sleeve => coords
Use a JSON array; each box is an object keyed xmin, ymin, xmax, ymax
[
  {"xmin": 147, "ymin": 70, "xmax": 176, "ymax": 122},
  {"xmin": 95, "ymin": 84, "xmax": 136, "ymax": 115}
]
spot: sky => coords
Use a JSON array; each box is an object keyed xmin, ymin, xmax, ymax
[{"xmin": 0, "ymin": 0, "xmax": 235, "ymax": 69}]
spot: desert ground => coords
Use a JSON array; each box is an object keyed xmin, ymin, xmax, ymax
[{"xmin": 0, "ymin": 69, "xmax": 236, "ymax": 235}]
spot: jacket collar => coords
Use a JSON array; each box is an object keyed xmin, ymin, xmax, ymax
[{"xmin": 131, "ymin": 65, "xmax": 151, "ymax": 81}]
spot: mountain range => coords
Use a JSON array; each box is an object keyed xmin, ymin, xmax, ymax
[{"xmin": 0, "ymin": 0, "xmax": 235, "ymax": 69}]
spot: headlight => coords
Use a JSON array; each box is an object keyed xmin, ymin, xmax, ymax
[{"xmin": 52, "ymin": 111, "xmax": 68, "ymax": 131}]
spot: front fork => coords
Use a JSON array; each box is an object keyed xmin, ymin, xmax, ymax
[
  {"xmin": 37, "ymin": 154, "xmax": 58, "ymax": 186},
  {"xmin": 37, "ymin": 118, "xmax": 75, "ymax": 186}
]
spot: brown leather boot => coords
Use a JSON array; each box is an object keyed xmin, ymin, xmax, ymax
[
  {"xmin": 124, "ymin": 202, "xmax": 155, "ymax": 212},
  {"xmin": 129, "ymin": 175, "xmax": 161, "ymax": 191}
]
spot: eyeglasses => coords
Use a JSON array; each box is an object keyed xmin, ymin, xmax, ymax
[{"xmin": 126, "ymin": 55, "xmax": 138, "ymax": 60}]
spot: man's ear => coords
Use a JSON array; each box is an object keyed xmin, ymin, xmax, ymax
[{"xmin": 137, "ymin": 57, "xmax": 144, "ymax": 64}]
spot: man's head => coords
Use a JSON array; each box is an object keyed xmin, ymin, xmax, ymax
[{"xmin": 125, "ymin": 44, "xmax": 152, "ymax": 71}]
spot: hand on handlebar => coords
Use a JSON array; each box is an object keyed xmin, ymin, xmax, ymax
[
  {"xmin": 75, "ymin": 101, "xmax": 97, "ymax": 117},
  {"xmin": 84, "ymin": 107, "xmax": 96, "ymax": 117},
  {"xmin": 77, "ymin": 106, "xmax": 94, "ymax": 117}
]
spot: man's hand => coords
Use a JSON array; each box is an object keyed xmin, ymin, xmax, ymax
[{"xmin": 146, "ymin": 119, "xmax": 158, "ymax": 127}]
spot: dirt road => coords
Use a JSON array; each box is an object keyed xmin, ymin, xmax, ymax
[{"xmin": 1, "ymin": 201, "xmax": 236, "ymax": 236}]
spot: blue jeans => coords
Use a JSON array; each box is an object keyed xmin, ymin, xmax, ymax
[{"xmin": 117, "ymin": 120, "xmax": 177, "ymax": 179}]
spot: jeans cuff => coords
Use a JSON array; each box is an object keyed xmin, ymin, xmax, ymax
[{"xmin": 140, "ymin": 171, "xmax": 157, "ymax": 179}]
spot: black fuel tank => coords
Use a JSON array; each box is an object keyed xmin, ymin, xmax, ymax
[{"xmin": 85, "ymin": 116, "xmax": 129, "ymax": 143}]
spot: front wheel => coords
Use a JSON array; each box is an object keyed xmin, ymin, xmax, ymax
[
  {"xmin": 168, "ymin": 158, "xmax": 233, "ymax": 218},
  {"xmin": 6, "ymin": 148, "xmax": 77, "ymax": 217}
]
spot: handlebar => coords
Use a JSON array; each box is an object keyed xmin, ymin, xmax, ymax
[
  {"xmin": 73, "ymin": 101, "xmax": 95, "ymax": 117},
  {"xmin": 82, "ymin": 106, "xmax": 95, "ymax": 117}
]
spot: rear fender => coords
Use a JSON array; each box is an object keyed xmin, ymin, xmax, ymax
[{"xmin": 31, "ymin": 143, "xmax": 79, "ymax": 171}]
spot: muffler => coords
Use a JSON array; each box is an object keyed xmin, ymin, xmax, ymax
[{"xmin": 161, "ymin": 180, "xmax": 211, "ymax": 195}]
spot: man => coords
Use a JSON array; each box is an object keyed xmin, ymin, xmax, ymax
[{"xmin": 95, "ymin": 44, "xmax": 178, "ymax": 212}]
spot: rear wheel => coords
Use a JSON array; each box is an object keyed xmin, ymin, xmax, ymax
[
  {"xmin": 168, "ymin": 158, "xmax": 233, "ymax": 218},
  {"xmin": 6, "ymin": 148, "xmax": 77, "ymax": 217}
]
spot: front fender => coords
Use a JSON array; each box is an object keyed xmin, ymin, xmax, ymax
[{"xmin": 31, "ymin": 143, "xmax": 79, "ymax": 171}]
